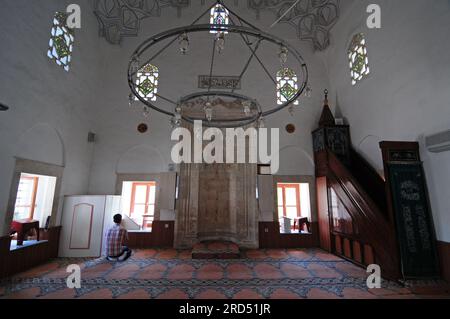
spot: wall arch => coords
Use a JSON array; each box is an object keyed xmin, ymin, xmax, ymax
[
  {"xmin": 278, "ymin": 145, "xmax": 315, "ymax": 175},
  {"xmin": 116, "ymin": 144, "xmax": 166, "ymax": 174},
  {"xmin": 15, "ymin": 123, "xmax": 65, "ymax": 166},
  {"xmin": 355, "ymin": 134, "xmax": 383, "ymax": 172}
]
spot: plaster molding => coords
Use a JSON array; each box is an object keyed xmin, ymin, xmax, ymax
[
  {"xmin": 247, "ymin": 0, "xmax": 340, "ymax": 51},
  {"xmin": 93, "ymin": 0, "xmax": 339, "ymax": 50},
  {"xmin": 93, "ymin": 0, "xmax": 190, "ymax": 44}
]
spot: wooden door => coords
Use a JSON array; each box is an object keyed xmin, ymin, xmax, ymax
[{"xmin": 59, "ymin": 196, "xmax": 106, "ymax": 257}]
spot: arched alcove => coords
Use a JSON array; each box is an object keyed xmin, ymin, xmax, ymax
[
  {"xmin": 356, "ymin": 135, "xmax": 383, "ymax": 173},
  {"xmin": 15, "ymin": 123, "xmax": 65, "ymax": 166},
  {"xmin": 278, "ymin": 145, "xmax": 315, "ymax": 175},
  {"xmin": 116, "ymin": 144, "xmax": 166, "ymax": 174}
]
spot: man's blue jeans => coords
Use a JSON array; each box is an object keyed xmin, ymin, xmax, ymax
[{"xmin": 108, "ymin": 246, "xmax": 132, "ymax": 261}]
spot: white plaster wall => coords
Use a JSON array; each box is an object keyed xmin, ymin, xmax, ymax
[
  {"xmin": 4, "ymin": 1, "xmax": 448, "ymax": 243},
  {"xmin": 0, "ymin": 1, "xmax": 333, "ymax": 237},
  {"xmin": 321, "ymin": 0, "xmax": 450, "ymax": 242},
  {"xmin": 278, "ymin": 145, "xmax": 315, "ymax": 175},
  {"xmin": 87, "ymin": 1, "xmax": 330, "ymax": 194},
  {"xmin": 16, "ymin": 123, "xmax": 65, "ymax": 166},
  {"xmin": 0, "ymin": 0, "xmax": 102, "ymax": 235}
]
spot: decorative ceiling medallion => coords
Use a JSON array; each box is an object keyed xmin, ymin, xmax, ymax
[
  {"xmin": 137, "ymin": 123, "xmax": 149, "ymax": 133},
  {"xmin": 94, "ymin": 0, "xmax": 339, "ymax": 50},
  {"xmin": 286, "ymin": 123, "xmax": 296, "ymax": 134},
  {"xmin": 93, "ymin": 0, "xmax": 190, "ymax": 44},
  {"xmin": 247, "ymin": 0, "xmax": 340, "ymax": 51}
]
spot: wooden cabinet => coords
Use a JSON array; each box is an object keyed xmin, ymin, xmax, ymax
[{"xmin": 59, "ymin": 195, "xmax": 121, "ymax": 258}]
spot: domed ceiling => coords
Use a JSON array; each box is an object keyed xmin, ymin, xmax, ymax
[{"xmin": 93, "ymin": 0, "xmax": 340, "ymax": 50}]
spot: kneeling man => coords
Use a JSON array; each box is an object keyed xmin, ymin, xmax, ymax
[{"xmin": 106, "ymin": 214, "xmax": 132, "ymax": 262}]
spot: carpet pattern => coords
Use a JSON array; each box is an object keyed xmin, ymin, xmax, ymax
[
  {"xmin": 0, "ymin": 248, "xmax": 447, "ymax": 299},
  {"xmin": 192, "ymin": 241, "xmax": 241, "ymax": 259}
]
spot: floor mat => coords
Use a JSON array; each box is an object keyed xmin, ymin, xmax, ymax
[{"xmin": 0, "ymin": 248, "xmax": 447, "ymax": 299}]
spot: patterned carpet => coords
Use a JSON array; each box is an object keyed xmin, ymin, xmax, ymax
[{"xmin": 0, "ymin": 248, "xmax": 448, "ymax": 299}]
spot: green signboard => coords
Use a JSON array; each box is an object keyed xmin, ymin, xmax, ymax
[{"xmin": 388, "ymin": 163, "xmax": 440, "ymax": 278}]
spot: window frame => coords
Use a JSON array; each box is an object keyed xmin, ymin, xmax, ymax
[
  {"xmin": 277, "ymin": 183, "xmax": 301, "ymax": 219},
  {"xmin": 129, "ymin": 181, "xmax": 157, "ymax": 229},
  {"xmin": 135, "ymin": 63, "xmax": 159, "ymax": 102},
  {"xmin": 210, "ymin": 3, "xmax": 229, "ymax": 34},
  {"xmin": 348, "ymin": 33, "xmax": 370, "ymax": 86},
  {"xmin": 47, "ymin": 12, "xmax": 75, "ymax": 72},
  {"xmin": 14, "ymin": 176, "xmax": 39, "ymax": 220},
  {"xmin": 276, "ymin": 68, "xmax": 299, "ymax": 106}
]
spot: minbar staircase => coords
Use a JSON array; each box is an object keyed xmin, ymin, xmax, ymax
[
  {"xmin": 325, "ymin": 148, "xmax": 400, "ymax": 279},
  {"xmin": 313, "ymin": 92, "xmax": 439, "ymax": 280}
]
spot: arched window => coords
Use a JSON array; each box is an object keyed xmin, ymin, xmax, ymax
[
  {"xmin": 348, "ymin": 33, "xmax": 370, "ymax": 85},
  {"xmin": 135, "ymin": 64, "xmax": 159, "ymax": 102},
  {"xmin": 277, "ymin": 68, "xmax": 299, "ymax": 106},
  {"xmin": 210, "ymin": 3, "xmax": 229, "ymax": 34},
  {"xmin": 47, "ymin": 12, "xmax": 74, "ymax": 72}
]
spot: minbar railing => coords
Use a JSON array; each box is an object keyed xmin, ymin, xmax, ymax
[
  {"xmin": 327, "ymin": 150, "xmax": 400, "ymax": 279},
  {"xmin": 322, "ymin": 149, "xmax": 401, "ymax": 279}
]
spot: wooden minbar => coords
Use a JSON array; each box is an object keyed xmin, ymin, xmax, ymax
[
  {"xmin": 312, "ymin": 90, "xmax": 351, "ymax": 176},
  {"xmin": 312, "ymin": 91, "xmax": 351, "ymax": 253},
  {"xmin": 312, "ymin": 90, "xmax": 401, "ymax": 279}
]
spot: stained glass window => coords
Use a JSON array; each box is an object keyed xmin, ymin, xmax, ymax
[
  {"xmin": 135, "ymin": 64, "xmax": 159, "ymax": 102},
  {"xmin": 47, "ymin": 12, "xmax": 74, "ymax": 72},
  {"xmin": 210, "ymin": 3, "xmax": 229, "ymax": 34},
  {"xmin": 276, "ymin": 68, "xmax": 299, "ymax": 105},
  {"xmin": 348, "ymin": 33, "xmax": 370, "ymax": 85}
]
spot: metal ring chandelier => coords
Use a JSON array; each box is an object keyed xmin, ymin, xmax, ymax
[{"xmin": 127, "ymin": 0, "xmax": 309, "ymax": 128}]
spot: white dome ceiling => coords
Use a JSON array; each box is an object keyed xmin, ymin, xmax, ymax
[{"xmin": 93, "ymin": 0, "xmax": 340, "ymax": 50}]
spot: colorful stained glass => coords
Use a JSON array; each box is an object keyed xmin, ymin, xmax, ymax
[
  {"xmin": 210, "ymin": 4, "xmax": 229, "ymax": 34},
  {"xmin": 47, "ymin": 12, "xmax": 74, "ymax": 72},
  {"xmin": 136, "ymin": 63, "xmax": 159, "ymax": 101},
  {"xmin": 348, "ymin": 33, "xmax": 370, "ymax": 85},
  {"xmin": 280, "ymin": 83, "xmax": 296, "ymax": 100},
  {"xmin": 276, "ymin": 68, "xmax": 299, "ymax": 105}
]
